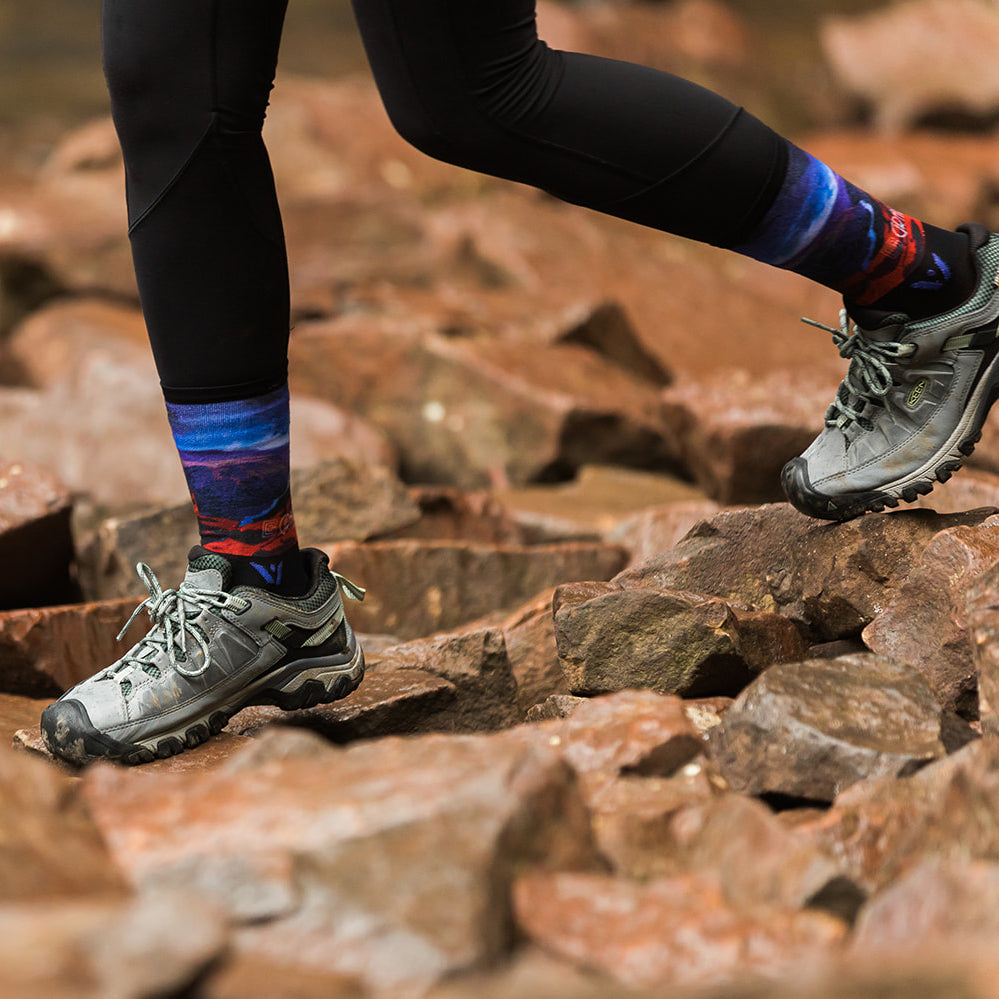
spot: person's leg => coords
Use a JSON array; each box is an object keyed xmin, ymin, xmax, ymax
[
  {"xmin": 352, "ymin": 0, "xmax": 999, "ymax": 519},
  {"xmin": 103, "ymin": 0, "xmax": 305, "ymax": 593},
  {"xmin": 351, "ymin": 0, "xmax": 976, "ymax": 320},
  {"xmin": 41, "ymin": 0, "xmax": 366, "ymax": 766}
]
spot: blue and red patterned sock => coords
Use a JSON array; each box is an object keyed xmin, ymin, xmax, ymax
[
  {"xmin": 165, "ymin": 383, "xmax": 308, "ymax": 595},
  {"xmin": 735, "ymin": 142, "xmax": 976, "ymax": 319}
]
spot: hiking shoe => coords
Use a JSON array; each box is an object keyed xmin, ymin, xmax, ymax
[
  {"xmin": 40, "ymin": 546, "xmax": 365, "ymax": 765},
  {"xmin": 782, "ymin": 223, "xmax": 999, "ymax": 521}
]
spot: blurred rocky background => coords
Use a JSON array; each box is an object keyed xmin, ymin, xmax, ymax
[{"xmin": 7, "ymin": 1, "xmax": 999, "ymax": 997}]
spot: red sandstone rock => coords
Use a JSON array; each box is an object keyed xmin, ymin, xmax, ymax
[
  {"xmin": 291, "ymin": 319, "xmax": 682, "ymax": 489},
  {"xmin": 372, "ymin": 626, "xmax": 519, "ymax": 730},
  {"xmin": 864, "ymin": 521, "xmax": 999, "ymax": 716},
  {"xmin": 611, "ymin": 499, "xmax": 722, "ymax": 569},
  {"xmin": 709, "ymin": 655, "xmax": 953, "ymax": 803},
  {"xmin": 852, "ymin": 857, "xmax": 999, "ymax": 956},
  {"xmin": 617, "ymin": 504, "xmax": 995, "ymax": 642},
  {"xmin": 0, "ymin": 460, "xmax": 75, "ymax": 610},
  {"xmin": 0, "ymin": 744, "xmax": 125, "ymax": 901},
  {"xmin": 665, "ymin": 793, "xmax": 847, "ymax": 911},
  {"xmin": 548, "ymin": 690, "xmax": 704, "ymax": 792},
  {"xmin": 202, "ymin": 952, "xmax": 364, "ymax": 999},
  {"xmin": 554, "ymin": 300, "xmax": 672, "ymax": 387},
  {"xmin": 554, "ymin": 580, "xmax": 805, "ymax": 698},
  {"xmin": 228, "ymin": 662, "xmax": 457, "ymax": 742},
  {"xmin": 5, "ymin": 296, "xmax": 149, "ymax": 388},
  {"xmin": 0, "ymin": 597, "xmax": 148, "ymax": 695},
  {"xmin": 321, "ymin": 538, "xmax": 627, "ymax": 641},
  {"xmin": 0, "ymin": 891, "xmax": 227, "ymax": 999},
  {"xmin": 392, "ymin": 485, "xmax": 526, "ymax": 544},
  {"xmin": 501, "ymin": 589, "xmax": 569, "ymax": 716},
  {"xmin": 498, "ymin": 465, "xmax": 707, "ymax": 544},
  {"xmin": 909, "ymin": 466, "xmax": 999, "ymax": 515},
  {"xmin": 969, "ymin": 561, "xmax": 999, "ymax": 737},
  {"xmin": 796, "ymin": 738, "xmax": 999, "ymax": 893},
  {"xmin": 0, "ymin": 691, "xmax": 50, "ymax": 745},
  {"xmin": 512, "ymin": 870, "xmax": 846, "ymax": 991},
  {"xmin": 660, "ymin": 369, "xmax": 839, "ymax": 504},
  {"xmin": 822, "ymin": 0, "xmax": 999, "ymax": 132},
  {"xmin": 0, "ymin": 344, "xmax": 391, "ymax": 511},
  {"xmin": 82, "ymin": 729, "xmax": 600, "ymax": 995}
]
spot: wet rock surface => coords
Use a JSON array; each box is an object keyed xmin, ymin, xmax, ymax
[{"xmin": 9, "ymin": 5, "xmax": 999, "ymax": 995}]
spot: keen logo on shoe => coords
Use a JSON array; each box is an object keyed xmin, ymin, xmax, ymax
[{"xmin": 906, "ymin": 378, "xmax": 928, "ymax": 409}]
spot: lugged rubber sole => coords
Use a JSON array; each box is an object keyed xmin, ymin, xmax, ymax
[{"xmin": 40, "ymin": 641, "xmax": 365, "ymax": 767}]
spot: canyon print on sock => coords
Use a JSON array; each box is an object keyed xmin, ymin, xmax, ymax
[
  {"xmin": 736, "ymin": 143, "xmax": 969, "ymax": 315},
  {"xmin": 166, "ymin": 384, "xmax": 300, "ymax": 586}
]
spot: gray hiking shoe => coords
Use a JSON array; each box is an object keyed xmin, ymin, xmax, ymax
[
  {"xmin": 782, "ymin": 223, "xmax": 999, "ymax": 521},
  {"xmin": 40, "ymin": 546, "xmax": 365, "ymax": 765}
]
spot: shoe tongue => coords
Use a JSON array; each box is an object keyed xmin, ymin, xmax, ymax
[
  {"xmin": 185, "ymin": 545, "xmax": 234, "ymax": 591},
  {"xmin": 844, "ymin": 303, "xmax": 910, "ymax": 341}
]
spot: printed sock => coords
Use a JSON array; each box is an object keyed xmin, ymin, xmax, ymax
[
  {"xmin": 734, "ymin": 142, "xmax": 976, "ymax": 319},
  {"xmin": 165, "ymin": 383, "xmax": 309, "ymax": 596}
]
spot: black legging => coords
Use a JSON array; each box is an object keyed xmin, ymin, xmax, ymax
[{"xmin": 102, "ymin": 0, "xmax": 786, "ymax": 401}]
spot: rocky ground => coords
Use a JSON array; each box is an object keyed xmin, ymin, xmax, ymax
[{"xmin": 7, "ymin": 1, "xmax": 999, "ymax": 997}]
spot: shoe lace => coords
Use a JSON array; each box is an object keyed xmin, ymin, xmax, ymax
[
  {"xmin": 110, "ymin": 563, "xmax": 251, "ymax": 681},
  {"xmin": 802, "ymin": 309, "xmax": 916, "ymax": 430}
]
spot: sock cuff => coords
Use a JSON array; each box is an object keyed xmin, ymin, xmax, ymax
[
  {"xmin": 165, "ymin": 383, "xmax": 290, "ymax": 453},
  {"xmin": 160, "ymin": 372, "xmax": 288, "ymax": 405}
]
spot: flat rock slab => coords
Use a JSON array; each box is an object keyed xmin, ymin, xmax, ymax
[
  {"xmin": 710, "ymin": 655, "xmax": 952, "ymax": 804},
  {"xmin": 0, "ymin": 597, "xmax": 145, "ymax": 695},
  {"xmin": 554, "ymin": 580, "xmax": 805, "ymax": 698},
  {"xmin": 81, "ymin": 729, "xmax": 600, "ymax": 996},
  {"xmin": 496, "ymin": 465, "xmax": 707, "ymax": 544},
  {"xmin": 512, "ymin": 870, "xmax": 846, "ymax": 991},
  {"xmin": 863, "ymin": 520, "xmax": 999, "ymax": 715},
  {"xmin": 323, "ymin": 539, "xmax": 627, "ymax": 641},
  {"xmin": 0, "ymin": 461, "xmax": 75, "ymax": 610},
  {"xmin": 617, "ymin": 504, "xmax": 995, "ymax": 642}
]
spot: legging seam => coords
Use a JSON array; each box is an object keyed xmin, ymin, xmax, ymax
[
  {"xmin": 591, "ymin": 105, "xmax": 744, "ymax": 215},
  {"xmin": 127, "ymin": 117, "xmax": 216, "ymax": 234}
]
